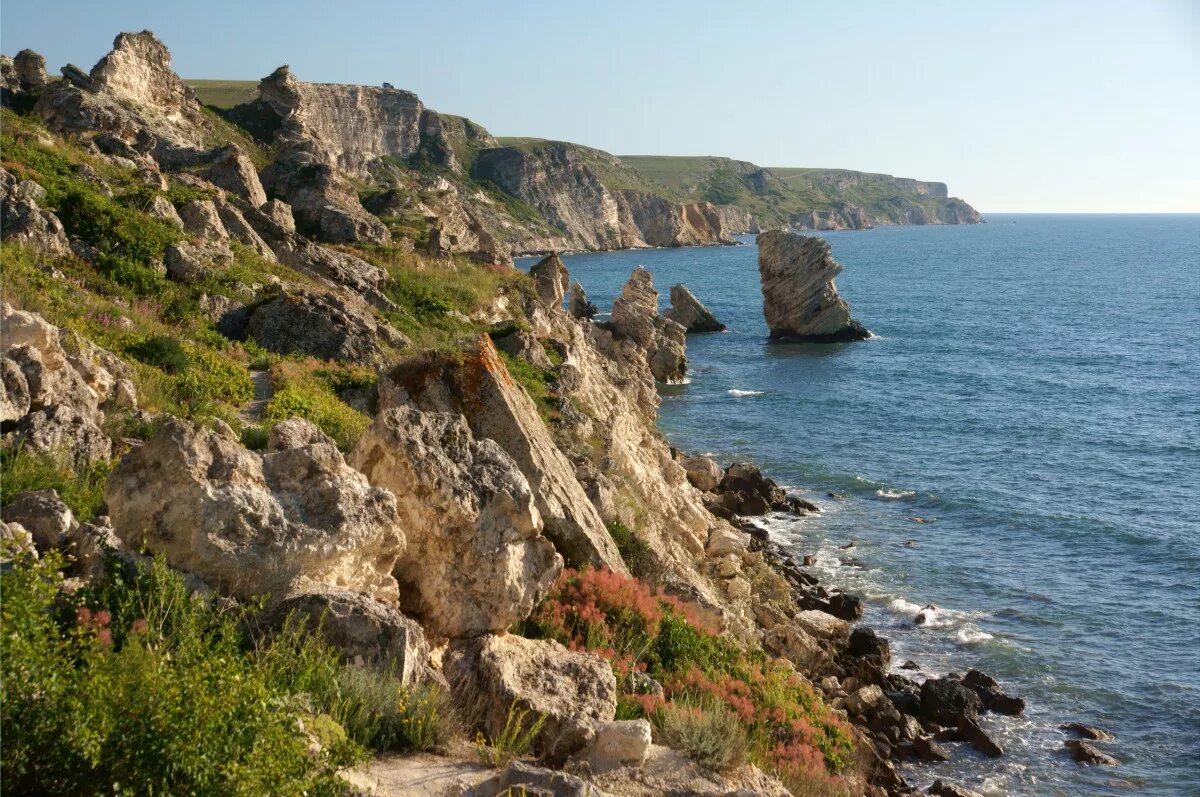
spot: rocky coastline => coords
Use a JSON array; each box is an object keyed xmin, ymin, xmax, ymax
[{"xmin": 0, "ymin": 30, "xmax": 1100, "ymax": 797}]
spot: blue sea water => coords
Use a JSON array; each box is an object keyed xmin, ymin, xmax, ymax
[{"xmin": 519, "ymin": 214, "xmax": 1200, "ymax": 796}]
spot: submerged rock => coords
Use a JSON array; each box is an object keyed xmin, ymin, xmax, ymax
[
  {"xmin": 756, "ymin": 230, "xmax": 869, "ymax": 342},
  {"xmin": 664, "ymin": 282, "xmax": 725, "ymax": 333},
  {"xmin": 1064, "ymin": 739, "xmax": 1119, "ymax": 766}
]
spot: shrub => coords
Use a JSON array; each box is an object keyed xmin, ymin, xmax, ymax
[
  {"xmin": 262, "ymin": 361, "xmax": 371, "ymax": 451},
  {"xmin": 655, "ymin": 698, "xmax": 748, "ymax": 772},
  {"xmin": 332, "ymin": 666, "xmax": 457, "ymax": 753},
  {"xmin": 475, "ymin": 704, "xmax": 547, "ymax": 767},
  {"xmin": 0, "ymin": 446, "xmax": 113, "ymax": 521},
  {"xmin": 0, "ymin": 552, "xmax": 358, "ymax": 796},
  {"xmin": 607, "ymin": 520, "xmax": 659, "ymax": 583},
  {"xmin": 126, "ymin": 335, "xmax": 190, "ymax": 374}
]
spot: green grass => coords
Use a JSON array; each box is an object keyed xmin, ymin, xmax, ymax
[
  {"xmin": 0, "ymin": 448, "xmax": 114, "ymax": 522},
  {"xmin": 185, "ymin": 79, "xmax": 260, "ymax": 110}
]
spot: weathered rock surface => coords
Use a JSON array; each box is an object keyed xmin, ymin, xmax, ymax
[
  {"xmin": 350, "ymin": 407, "xmax": 561, "ymax": 638},
  {"xmin": 200, "ymin": 144, "xmax": 267, "ymax": 208},
  {"xmin": 1, "ymin": 170, "xmax": 72, "ymax": 257},
  {"xmin": 105, "ymin": 417, "xmax": 406, "ymax": 602},
  {"xmin": 529, "ymin": 252, "xmax": 570, "ymax": 307},
  {"xmin": 664, "ymin": 283, "xmax": 725, "ymax": 333},
  {"xmin": 245, "ymin": 290, "xmax": 403, "ymax": 366},
  {"xmin": 609, "ymin": 266, "xmax": 686, "ymax": 383},
  {"xmin": 920, "ymin": 676, "xmax": 983, "ymax": 727},
  {"xmin": 680, "ymin": 454, "xmax": 722, "ymax": 492},
  {"xmin": 569, "ymin": 281, "xmax": 598, "ymax": 320},
  {"xmin": 446, "ymin": 634, "xmax": 617, "ymax": 763},
  {"xmin": 14, "ymin": 50, "xmax": 48, "ymax": 91},
  {"xmin": 1, "ymin": 489, "xmax": 75, "ymax": 550},
  {"xmin": 962, "ymin": 669, "xmax": 1025, "ymax": 716},
  {"xmin": 268, "ymin": 586, "xmax": 428, "ymax": 684},
  {"xmin": 756, "ymin": 231, "xmax": 870, "ymax": 342},
  {"xmin": 584, "ymin": 719, "xmax": 652, "ymax": 773},
  {"xmin": 378, "ymin": 337, "xmax": 625, "ymax": 573},
  {"xmin": 1061, "ymin": 722, "xmax": 1114, "ymax": 741},
  {"xmin": 1064, "ymin": 739, "xmax": 1119, "ymax": 766}
]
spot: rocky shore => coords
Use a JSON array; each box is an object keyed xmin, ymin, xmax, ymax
[{"xmin": 0, "ymin": 30, "xmax": 1094, "ymax": 797}]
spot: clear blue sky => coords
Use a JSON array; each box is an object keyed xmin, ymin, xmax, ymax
[{"xmin": 4, "ymin": 0, "xmax": 1198, "ymax": 212}]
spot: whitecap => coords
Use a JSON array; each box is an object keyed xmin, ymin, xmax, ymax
[
  {"xmin": 727, "ymin": 389, "xmax": 764, "ymax": 397},
  {"xmin": 874, "ymin": 488, "xmax": 916, "ymax": 500},
  {"xmin": 955, "ymin": 626, "xmax": 995, "ymax": 646},
  {"xmin": 663, "ymin": 376, "xmax": 692, "ymax": 385}
]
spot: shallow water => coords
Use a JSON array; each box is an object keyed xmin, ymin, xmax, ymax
[{"xmin": 519, "ymin": 214, "xmax": 1200, "ymax": 795}]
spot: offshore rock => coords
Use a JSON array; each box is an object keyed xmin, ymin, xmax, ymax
[
  {"xmin": 105, "ymin": 417, "xmax": 406, "ymax": 603},
  {"xmin": 664, "ymin": 283, "xmax": 726, "ymax": 333},
  {"xmin": 610, "ymin": 266, "xmax": 687, "ymax": 382},
  {"xmin": 756, "ymin": 230, "xmax": 870, "ymax": 342},
  {"xmin": 1064, "ymin": 739, "xmax": 1119, "ymax": 766},
  {"xmin": 378, "ymin": 337, "xmax": 625, "ymax": 573},
  {"xmin": 350, "ymin": 407, "xmax": 562, "ymax": 638},
  {"xmin": 446, "ymin": 634, "xmax": 617, "ymax": 764}
]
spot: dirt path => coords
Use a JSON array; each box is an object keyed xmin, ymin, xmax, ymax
[{"xmin": 238, "ymin": 369, "xmax": 272, "ymax": 425}]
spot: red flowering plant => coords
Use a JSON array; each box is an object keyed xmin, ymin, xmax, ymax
[{"xmin": 520, "ymin": 566, "xmax": 857, "ymax": 788}]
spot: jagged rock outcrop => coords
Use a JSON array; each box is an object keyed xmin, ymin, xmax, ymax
[
  {"xmin": 105, "ymin": 417, "xmax": 406, "ymax": 603},
  {"xmin": 756, "ymin": 231, "xmax": 870, "ymax": 343},
  {"xmin": 35, "ymin": 31, "xmax": 208, "ymax": 156},
  {"xmin": 610, "ymin": 266, "xmax": 687, "ymax": 382},
  {"xmin": 529, "ymin": 253, "xmax": 570, "ymax": 306},
  {"xmin": 664, "ymin": 283, "xmax": 725, "ymax": 333},
  {"xmin": 569, "ymin": 281, "xmax": 598, "ymax": 320},
  {"xmin": 350, "ymin": 407, "xmax": 562, "ymax": 638},
  {"xmin": 14, "ymin": 50, "xmax": 48, "ymax": 91},
  {"xmin": 446, "ymin": 634, "xmax": 617, "ymax": 763},
  {"xmin": 1, "ymin": 303, "xmax": 131, "ymax": 465},
  {"xmin": 200, "ymin": 144, "xmax": 268, "ymax": 208},
  {"xmin": 1, "ymin": 170, "xmax": 72, "ymax": 257},
  {"xmin": 245, "ymin": 290, "xmax": 406, "ymax": 367},
  {"xmin": 378, "ymin": 336, "xmax": 626, "ymax": 573}
]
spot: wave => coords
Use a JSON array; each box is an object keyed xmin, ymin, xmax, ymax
[
  {"xmin": 728, "ymin": 389, "xmax": 764, "ymax": 397},
  {"xmin": 956, "ymin": 626, "xmax": 996, "ymax": 646},
  {"xmin": 874, "ymin": 488, "xmax": 916, "ymax": 500}
]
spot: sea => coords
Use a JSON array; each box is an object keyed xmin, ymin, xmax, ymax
[{"xmin": 519, "ymin": 214, "xmax": 1200, "ymax": 796}]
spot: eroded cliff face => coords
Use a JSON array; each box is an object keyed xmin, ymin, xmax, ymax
[{"xmin": 471, "ymin": 143, "xmax": 740, "ymax": 251}]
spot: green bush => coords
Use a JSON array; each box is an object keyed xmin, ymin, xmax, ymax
[
  {"xmin": 0, "ymin": 446, "xmax": 113, "ymax": 521},
  {"xmin": 607, "ymin": 521, "xmax": 659, "ymax": 583},
  {"xmin": 0, "ymin": 552, "xmax": 358, "ymax": 796},
  {"xmin": 475, "ymin": 703, "xmax": 547, "ymax": 767},
  {"xmin": 262, "ymin": 383, "xmax": 369, "ymax": 452},
  {"xmin": 332, "ymin": 666, "xmax": 458, "ymax": 753},
  {"xmin": 126, "ymin": 335, "xmax": 191, "ymax": 374}
]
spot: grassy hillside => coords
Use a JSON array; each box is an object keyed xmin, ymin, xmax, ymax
[{"xmin": 185, "ymin": 79, "xmax": 258, "ymax": 109}]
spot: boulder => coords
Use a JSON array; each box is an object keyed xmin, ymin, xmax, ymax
[
  {"xmin": 920, "ymin": 676, "xmax": 983, "ymax": 727},
  {"xmin": 1064, "ymin": 739, "xmax": 1118, "ymax": 766},
  {"xmin": 962, "ymin": 669, "xmax": 1025, "ymax": 716},
  {"xmin": 446, "ymin": 634, "xmax": 617, "ymax": 764},
  {"xmin": 664, "ymin": 283, "xmax": 725, "ymax": 333},
  {"xmin": 1060, "ymin": 722, "xmax": 1114, "ymax": 741},
  {"xmin": 826, "ymin": 592, "xmax": 864, "ymax": 621},
  {"xmin": 1, "ymin": 489, "xmax": 75, "ymax": 550},
  {"xmin": 680, "ymin": 454, "xmax": 722, "ymax": 492},
  {"xmin": 846, "ymin": 684, "xmax": 886, "ymax": 715},
  {"xmin": 717, "ymin": 462, "xmax": 787, "ymax": 515},
  {"xmin": 146, "ymin": 194, "xmax": 183, "ymax": 226},
  {"xmin": 957, "ymin": 715, "xmax": 1004, "ymax": 757},
  {"xmin": 705, "ymin": 527, "xmax": 750, "ymax": 558},
  {"xmin": 928, "ymin": 781, "xmax": 984, "ymax": 797},
  {"xmin": 793, "ymin": 609, "xmax": 852, "ymax": 646},
  {"xmin": 200, "ymin": 144, "xmax": 267, "ymax": 208},
  {"xmin": 245, "ymin": 290, "xmax": 401, "ymax": 367},
  {"xmin": 9, "ymin": 405, "xmax": 112, "ymax": 466},
  {"xmin": 268, "ymin": 586, "xmax": 428, "ymax": 684},
  {"xmin": 350, "ymin": 407, "xmax": 561, "ymax": 638},
  {"xmin": 569, "ymin": 281, "xmax": 598, "ymax": 320},
  {"xmin": 763, "ymin": 622, "xmax": 826, "ymax": 670},
  {"xmin": 377, "ymin": 337, "xmax": 625, "ymax": 573},
  {"xmin": 756, "ymin": 231, "xmax": 869, "ymax": 342},
  {"xmin": 105, "ymin": 417, "xmax": 405, "ymax": 603},
  {"xmin": 177, "ymin": 199, "xmax": 229, "ymax": 240},
  {"xmin": 584, "ymin": 719, "xmax": 652, "ymax": 773},
  {"xmin": 0, "ymin": 170, "xmax": 72, "ymax": 257},
  {"xmin": 610, "ymin": 266, "xmax": 686, "ymax": 383},
  {"xmin": 913, "ymin": 734, "xmax": 951, "ymax": 762},
  {"xmin": 164, "ymin": 240, "xmax": 231, "ymax": 283},
  {"xmin": 1, "ymin": 522, "xmax": 37, "ymax": 561},
  {"xmin": 529, "ymin": 252, "xmax": 570, "ymax": 307}
]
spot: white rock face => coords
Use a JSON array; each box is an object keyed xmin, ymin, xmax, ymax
[
  {"xmin": 446, "ymin": 634, "xmax": 617, "ymax": 764},
  {"xmin": 756, "ymin": 231, "xmax": 869, "ymax": 342},
  {"xmin": 350, "ymin": 406, "xmax": 562, "ymax": 638},
  {"xmin": 378, "ymin": 336, "xmax": 625, "ymax": 574},
  {"xmin": 106, "ymin": 417, "xmax": 405, "ymax": 602}
]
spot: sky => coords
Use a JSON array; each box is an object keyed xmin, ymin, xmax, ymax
[{"xmin": 3, "ymin": 0, "xmax": 1198, "ymax": 212}]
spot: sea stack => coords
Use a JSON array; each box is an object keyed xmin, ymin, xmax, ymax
[
  {"xmin": 665, "ymin": 283, "xmax": 726, "ymax": 333},
  {"xmin": 756, "ymin": 231, "xmax": 869, "ymax": 342}
]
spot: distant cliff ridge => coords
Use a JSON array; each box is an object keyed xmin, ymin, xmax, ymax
[{"xmin": 186, "ymin": 79, "xmax": 981, "ymax": 254}]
